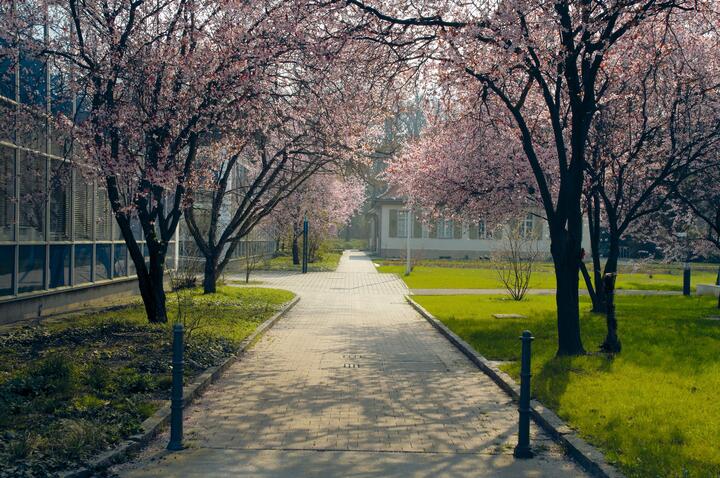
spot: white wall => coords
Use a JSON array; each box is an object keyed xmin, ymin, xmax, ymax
[{"xmin": 379, "ymin": 205, "xmax": 590, "ymax": 258}]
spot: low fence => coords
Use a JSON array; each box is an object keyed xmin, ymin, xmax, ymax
[{"xmin": 178, "ymin": 239, "xmax": 277, "ymax": 272}]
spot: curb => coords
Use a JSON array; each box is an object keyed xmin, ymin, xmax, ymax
[
  {"xmin": 62, "ymin": 295, "xmax": 300, "ymax": 478},
  {"xmin": 406, "ymin": 296, "xmax": 624, "ymax": 478}
]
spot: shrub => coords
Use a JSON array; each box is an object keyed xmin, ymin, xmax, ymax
[
  {"xmin": 47, "ymin": 419, "xmax": 106, "ymax": 461},
  {"xmin": 29, "ymin": 353, "xmax": 78, "ymax": 397}
]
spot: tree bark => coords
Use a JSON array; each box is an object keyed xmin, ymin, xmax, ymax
[
  {"xmin": 128, "ymin": 240, "xmax": 168, "ymax": 323},
  {"xmin": 600, "ymin": 273, "xmax": 621, "ymax": 353},
  {"xmin": 551, "ymin": 226, "xmax": 586, "ymax": 356},
  {"xmin": 203, "ymin": 254, "xmax": 218, "ymax": 294}
]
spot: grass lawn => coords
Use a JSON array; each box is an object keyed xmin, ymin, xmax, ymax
[
  {"xmin": 0, "ymin": 286, "xmax": 294, "ymax": 477},
  {"xmin": 414, "ymin": 294, "xmax": 720, "ymax": 477},
  {"xmin": 262, "ymin": 251, "xmax": 342, "ymax": 272},
  {"xmin": 378, "ymin": 262, "xmax": 718, "ymax": 291}
]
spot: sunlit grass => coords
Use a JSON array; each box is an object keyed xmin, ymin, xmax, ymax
[
  {"xmin": 263, "ymin": 252, "xmax": 342, "ymax": 272},
  {"xmin": 378, "ymin": 263, "xmax": 718, "ymax": 291},
  {"xmin": 415, "ymin": 294, "xmax": 720, "ymax": 477}
]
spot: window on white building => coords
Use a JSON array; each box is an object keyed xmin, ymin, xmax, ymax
[
  {"xmin": 437, "ymin": 218, "xmax": 453, "ymax": 239},
  {"xmin": 520, "ymin": 214, "xmax": 534, "ymax": 238},
  {"xmin": 397, "ymin": 210, "xmax": 409, "ymax": 238}
]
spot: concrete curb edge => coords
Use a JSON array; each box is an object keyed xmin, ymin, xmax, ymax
[
  {"xmin": 405, "ymin": 296, "xmax": 624, "ymax": 478},
  {"xmin": 62, "ymin": 295, "xmax": 301, "ymax": 478}
]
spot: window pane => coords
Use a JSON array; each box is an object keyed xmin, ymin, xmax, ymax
[
  {"xmin": 0, "ymin": 245, "xmax": 14, "ymax": 297},
  {"xmin": 128, "ymin": 245, "xmax": 136, "ymax": 276},
  {"xmin": 95, "ymin": 187, "xmax": 112, "ymax": 240},
  {"xmin": 0, "ymin": 36, "xmax": 16, "ymax": 99},
  {"xmin": 0, "ymin": 146, "xmax": 15, "ymax": 240},
  {"xmin": 18, "ymin": 151, "xmax": 46, "ymax": 241},
  {"xmin": 19, "ymin": 49, "xmax": 46, "ymax": 107},
  {"xmin": 113, "ymin": 244, "xmax": 127, "ymax": 277},
  {"xmin": 18, "ymin": 245, "xmax": 45, "ymax": 293},
  {"xmin": 73, "ymin": 174, "xmax": 93, "ymax": 240},
  {"xmin": 49, "ymin": 244, "xmax": 70, "ymax": 288},
  {"xmin": 74, "ymin": 244, "xmax": 92, "ymax": 284},
  {"xmin": 131, "ymin": 216, "xmax": 143, "ymax": 241},
  {"xmin": 0, "ymin": 98, "xmax": 16, "ymax": 144},
  {"xmin": 95, "ymin": 244, "xmax": 111, "ymax": 280},
  {"xmin": 49, "ymin": 160, "xmax": 71, "ymax": 240}
]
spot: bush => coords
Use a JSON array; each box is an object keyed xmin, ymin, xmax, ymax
[
  {"xmin": 47, "ymin": 419, "xmax": 106, "ymax": 461},
  {"xmin": 25, "ymin": 353, "xmax": 79, "ymax": 398}
]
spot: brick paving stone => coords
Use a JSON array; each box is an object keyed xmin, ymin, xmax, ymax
[{"xmin": 116, "ymin": 251, "xmax": 588, "ymax": 477}]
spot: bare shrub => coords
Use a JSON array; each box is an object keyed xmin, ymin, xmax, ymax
[{"xmin": 492, "ymin": 221, "xmax": 540, "ymax": 300}]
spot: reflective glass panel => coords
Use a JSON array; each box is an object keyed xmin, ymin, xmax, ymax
[
  {"xmin": 95, "ymin": 244, "xmax": 111, "ymax": 280},
  {"xmin": 74, "ymin": 244, "xmax": 92, "ymax": 284},
  {"xmin": 18, "ymin": 245, "xmax": 45, "ymax": 293},
  {"xmin": 18, "ymin": 151, "xmax": 46, "ymax": 241},
  {"xmin": 49, "ymin": 244, "xmax": 70, "ymax": 288},
  {"xmin": 0, "ymin": 245, "xmax": 14, "ymax": 297},
  {"xmin": 113, "ymin": 244, "xmax": 127, "ymax": 277}
]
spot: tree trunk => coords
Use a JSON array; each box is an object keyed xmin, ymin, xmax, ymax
[
  {"xmin": 132, "ymin": 245, "xmax": 168, "ymax": 324},
  {"xmin": 292, "ymin": 235, "xmax": 300, "ymax": 265},
  {"xmin": 203, "ymin": 254, "xmax": 218, "ymax": 294},
  {"xmin": 604, "ymin": 235, "xmax": 620, "ymax": 281},
  {"xmin": 600, "ymin": 273, "xmax": 621, "ymax": 353},
  {"xmin": 551, "ymin": 227, "xmax": 585, "ymax": 356},
  {"xmin": 587, "ymin": 192, "xmax": 606, "ymax": 312}
]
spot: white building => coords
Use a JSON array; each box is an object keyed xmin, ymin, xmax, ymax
[{"xmin": 367, "ymin": 191, "xmax": 590, "ymax": 259}]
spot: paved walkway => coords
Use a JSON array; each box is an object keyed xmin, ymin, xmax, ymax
[{"xmin": 118, "ymin": 251, "xmax": 587, "ymax": 477}]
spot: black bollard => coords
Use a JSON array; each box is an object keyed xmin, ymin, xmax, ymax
[
  {"xmin": 168, "ymin": 323, "xmax": 184, "ymax": 451},
  {"xmin": 514, "ymin": 330, "xmax": 534, "ymax": 459},
  {"xmin": 302, "ymin": 217, "xmax": 309, "ymax": 274},
  {"xmin": 683, "ymin": 264, "xmax": 691, "ymax": 296}
]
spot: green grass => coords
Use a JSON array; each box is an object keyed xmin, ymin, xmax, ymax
[
  {"xmin": 324, "ymin": 238, "xmax": 368, "ymax": 252},
  {"xmin": 0, "ymin": 286, "xmax": 294, "ymax": 476},
  {"xmin": 263, "ymin": 252, "xmax": 342, "ymax": 272},
  {"xmin": 378, "ymin": 262, "xmax": 718, "ymax": 291},
  {"xmin": 414, "ymin": 294, "xmax": 720, "ymax": 477}
]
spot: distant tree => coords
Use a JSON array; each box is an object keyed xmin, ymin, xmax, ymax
[
  {"xmin": 340, "ymin": 0, "xmax": 707, "ymax": 355},
  {"xmin": 268, "ymin": 174, "xmax": 367, "ymax": 265}
]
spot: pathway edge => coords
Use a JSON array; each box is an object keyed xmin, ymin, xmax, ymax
[
  {"xmin": 406, "ymin": 296, "xmax": 624, "ymax": 478},
  {"xmin": 62, "ymin": 295, "xmax": 301, "ymax": 478}
]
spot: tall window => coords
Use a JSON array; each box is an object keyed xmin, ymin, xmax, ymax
[
  {"xmin": 73, "ymin": 174, "xmax": 93, "ymax": 240},
  {"xmin": 437, "ymin": 218, "xmax": 453, "ymax": 239},
  {"xmin": 18, "ymin": 151, "xmax": 46, "ymax": 241},
  {"xmin": 520, "ymin": 214, "xmax": 534, "ymax": 238},
  {"xmin": 49, "ymin": 160, "xmax": 71, "ymax": 240},
  {"xmin": 0, "ymin": 146, "xmax": 14, "ymax": 241},
  {"xmin": 397, "ymin": 210, "xmax": 409, "ymax": 238}
]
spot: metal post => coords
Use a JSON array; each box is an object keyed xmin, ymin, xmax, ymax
[
  {"xmin": 514, "ymin": 330, "xmax": 534, "ymax": 459},
  {"xmin": 168, "ymin": 324, "xmax": 184, "ymax": 451},
  {"xmin": 405, "ymin": 210, "xmax": 411, "ymax": 276},
  {"xmin": 683, "ymin": 263, "xmax": 691, "ymax": 296},
  {"xmin": 302, "ymin": 217, "xmax": 309, "ymax": 274}
]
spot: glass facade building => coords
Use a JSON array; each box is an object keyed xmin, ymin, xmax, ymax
[{"xmin": 0, "ymin": 15, "xmax": 177, "ymax": 304}]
